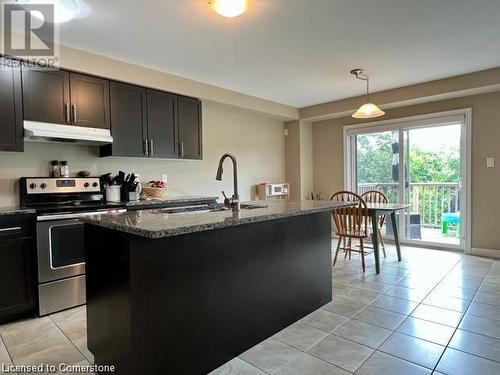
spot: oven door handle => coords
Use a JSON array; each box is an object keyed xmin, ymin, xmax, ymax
[{"xmin": 37, "ymin": 209, "xmax": 126, "ymax": 221}]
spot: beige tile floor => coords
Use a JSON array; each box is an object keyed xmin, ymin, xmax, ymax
[{"xmin": 1, "ymin": 245, "xmax": 500, "ymax": 374}]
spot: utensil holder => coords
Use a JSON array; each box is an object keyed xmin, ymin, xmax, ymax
[{"xmin": 105, "ymin": 185, "xmax": 122, "ymax": 203}]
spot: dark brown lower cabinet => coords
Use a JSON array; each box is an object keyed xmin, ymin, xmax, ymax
[
  {"xmin": 0, "ymin": 216, "xmax": 37, "ymax": 323},
  {"xmin": 0, "ymin": 58, "xmax": 23, "ymax": 152},
  {"xmin": 86, "ymin": 212, "xmax": 331, "ymax": 374}
]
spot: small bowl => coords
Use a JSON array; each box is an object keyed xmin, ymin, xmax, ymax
[
  {"xmin": 77, "ymin": 170, "xmax": 91, "ymax": 177},
  {"xmin": 142, "ymin": 186, "xmax": 166, "ymax": 198}
]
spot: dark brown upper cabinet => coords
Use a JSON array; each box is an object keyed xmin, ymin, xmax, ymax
[
  {"xmin": 0, "ymin": 58, "xmax": 23, "ymax": 152},
  {"xmin": 22, "ymin": 69, "xmax": 71, "ymax": 125},
  {"xmin": 102, "ymin": 82, "xmax": 202, "ymax": 160},
  {"xmin": 69, "ymin": 73, "xmax": 110, "ymax": 129},
  {"xmin": 101, "ymin": 82, "xmax": 147, "ymax": 157},
  {"xmin": 146, "ymin": 89, "xmax": 177, "ymax": 159},
  {"xmin": 177, "ymin": 96, "xmax": 202, "ymax": 160},
  {"xmin": 22, "ymin": 68, "xmax": 110, "ymax": 129}
]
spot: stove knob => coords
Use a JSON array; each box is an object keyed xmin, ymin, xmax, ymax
[
  {"xmin": 92, "ymin": 182, "xmax": 99, "ymax": 188},
  {"xmin": 29, "ymin": 183, "xmax": 37, "ymax": 189},
  {"xmin": 40, "ymin": 183, "xmax": 47, "ymax": 189},
  {"xmin": 84, "ymin": 182, "xmax": 90, "ymax": 188}
]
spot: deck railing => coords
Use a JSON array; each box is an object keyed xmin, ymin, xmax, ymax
[{"xmin": 358, "ymin": 182, "xmax": 460, "ymax": 228}]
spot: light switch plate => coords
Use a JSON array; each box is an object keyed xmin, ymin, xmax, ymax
[
  {"xmin": 162, "ymin": 174, "xmax": 168, "ymax": 183},
  {"xmin": 487, "ymin": 157, "xmax": 495, "ymax": 168}
]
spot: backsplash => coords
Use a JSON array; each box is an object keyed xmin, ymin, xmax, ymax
[{"xmin": 0, "ymin": 103, "xmax": 285, "ymax": 206}]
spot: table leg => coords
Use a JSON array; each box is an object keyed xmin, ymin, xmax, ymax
[
  {"xmin": 391, "ymin": 211, "xmax": 402, "ymax": 262},
  {"xmin": 371, "ymin": 212, "xmax": 380, "ymax": 274}
]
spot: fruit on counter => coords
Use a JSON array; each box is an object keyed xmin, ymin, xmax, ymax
[{"xmin": 149, "ymin": 181, "xmax": 166, "ymax": 188}]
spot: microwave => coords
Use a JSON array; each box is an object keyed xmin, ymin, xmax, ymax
[{"xmin": 258, "ymin": 183, "xmax": 290, "ymax": 200}]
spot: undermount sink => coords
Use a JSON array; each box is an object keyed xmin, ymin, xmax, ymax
[
  {"xmin": 156, "ymin": 203, "xmax": 268, "ymax": 215},
  {"xmin": 240, "ymin": 203, "xmax": 268, "ymax": 210},
  {"xmin": 209, "ymin": 203, "xmax": 268, "ymax": 212}
]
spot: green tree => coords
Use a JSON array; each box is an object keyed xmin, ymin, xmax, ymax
[
  {"xmin": 357, "ymin": 132, "xmax": 393, "ymax": 184},
  {"xmin": 409, "ymin": 147, "xmax": 460, "ymax": 182},
  {"xmin": 357, "ymin": 133, "xmax": 460, "ymax": 183}
]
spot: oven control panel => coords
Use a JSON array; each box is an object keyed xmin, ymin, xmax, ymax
[{"xmin": 26, "ymin": 178, "xmax": 101, "ymax": 194}]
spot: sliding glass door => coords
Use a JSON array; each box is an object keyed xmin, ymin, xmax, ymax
[
  {"xmin": 403, "ymin": 125, "xmax": 462, "ymax": 246},
  {"xmin": 355, "ymin": 130, "xmax": 400, "ymax": 240},
  {"xmin": 345, "ymin": 110, "xmax": 470, "ymax": 251}
]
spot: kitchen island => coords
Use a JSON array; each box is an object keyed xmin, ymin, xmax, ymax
[{"xmin": 82, "ymin": 200, "xmax": 348, "ymax": 375}]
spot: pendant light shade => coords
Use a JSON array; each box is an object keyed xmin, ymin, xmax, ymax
[
  {"xmin": 352, "ymin": 103, "xmax": 385, "ymax": 119},
  {"xmin": 351, "ymin": 69, "xmax": 385, "ymax": 119}
]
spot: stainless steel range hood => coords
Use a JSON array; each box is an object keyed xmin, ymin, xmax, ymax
[{"xmin": 24, "ymin": 121, "xmax": 113, "ymax": 146}]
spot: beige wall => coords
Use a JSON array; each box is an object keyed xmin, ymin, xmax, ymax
[
  {"xmin": 300, "ymin": 121, "xmax": 314, "ymax": 200},
  {"xmin": 302, "ymin": 67, "xmax": 500, "ymax": 121},
  {"xmin": 58, "ymin": 44, "xmax": 299, "ymax": 120},
  {"xmin": 0, "ymin": 31, "xmax": 298, "ymax": 121},
  {"xmin": 0, "ymin": 102, "xmax": 285, "ymax": 206},
  {"xmin": 313, "ymin": 91, "xmax": 500, "ymax": 252},
  {"xmin": 284, "ymin": 121, "xmax": 301, "ymax": 200},
  {"xmin": 284, "ymin": 120, "xmax": 314, "ymax": 200}
]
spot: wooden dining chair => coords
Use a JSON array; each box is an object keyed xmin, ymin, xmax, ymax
[
  {"xmin": 330, "ymin": 191, "xmax": 362, "ymax": 204},
  {"xmin": 330, "ymin": 191, "xmax": 362, "ymax": 253},
  {"xmin": 331, "ymin": 191, "xmax": 370, "ymax": 272},
  {"xmin": 361, "ymin": 190, "xmax": 388, "ymax": 257}
]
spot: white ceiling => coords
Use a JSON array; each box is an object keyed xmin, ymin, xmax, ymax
[{"xmin": 59, "ymin": 0, "xmax": 500, "ymax": 107}]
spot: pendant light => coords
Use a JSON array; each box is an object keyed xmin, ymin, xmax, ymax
[
  {"xmin": 209, "ymin": 0, "xmax": 247, "ymax": 18},
  {"xmin": 351, "ymin": 69, "xmax": 385, "ymax": 119}
]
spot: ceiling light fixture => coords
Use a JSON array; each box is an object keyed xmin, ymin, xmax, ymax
[
  {"xmin": 209, "ymin": 0, "xmax": 247, "ymax": 18},
  {"xmin": 351, "ymin": 68, "xmax": 385, "ymax": 119}
]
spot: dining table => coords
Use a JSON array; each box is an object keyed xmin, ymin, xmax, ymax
[{"xmin": 365, "ymin": 202, "xmax": 411, "ymax": 274}]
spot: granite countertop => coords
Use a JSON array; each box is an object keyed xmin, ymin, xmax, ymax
[
  {"xmin": 0, "ymin": 206, "xmax": 36, "ymax": 216},
  {"xmin": 82, "ymin": 200, "xmax": 350, "ymax": 239},
  {"xmin": 125, "ymin": 195, "xmax": 218, "ymax": 209}
]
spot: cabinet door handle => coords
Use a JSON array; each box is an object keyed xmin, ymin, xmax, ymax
[
  {"xmin": 180, "ymin": 141, "xmax": 184, "ymax": 157},
  {"xmin": 0, "ymin": 226, "xmax": 22, "ymax": 233},
  {"xmin": 71, "ymin": 104, "xmax": 77, "ymax": 123},
  {"xmin": 64, "ymin": 103, "xmax": 70, "ymax": 123},
  {"xmin": 144, "ymin": 138, "xmax": 149, "ymax": 156},
  {"xmin": 150, "ymin": 139, "xmax": 154, "ymax": 156}
]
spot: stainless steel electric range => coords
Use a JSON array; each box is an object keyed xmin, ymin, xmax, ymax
[{"xmin": 19, "ymin": 177, "xmax": 126, "ymax": 316}]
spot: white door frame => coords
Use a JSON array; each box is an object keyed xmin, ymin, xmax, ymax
[{"xmin": 343, "ymin": 108, "xmax": 472, "ymax": 253}]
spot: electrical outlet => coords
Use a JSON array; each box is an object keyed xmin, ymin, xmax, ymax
[
  {"xmin": 487, "ymin": 157, "xmax": 495, "ymax": 168},
  {"xmin": 162, "ymin": 174, "xmax": 168, "ymax": 184}
]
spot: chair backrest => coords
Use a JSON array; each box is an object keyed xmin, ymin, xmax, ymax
[
  {"xmin": 361, "ymin": 190, "xmax": 388, "ymax": 204},
  {"xmin": 330, "ymin": 191, "xmax": 368, "ymax": 237},
  {"xmin": 330, "ymin": 191, "xmax": 362, "ymax": 204},
  {"xmin": 361, "ymin": 190, "xmax": 388, "ymax": 227}
]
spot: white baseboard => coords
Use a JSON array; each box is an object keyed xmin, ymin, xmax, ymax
[{"xmin": 471, "ymin": 247, "xmax": 500, "ymax": 259}]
